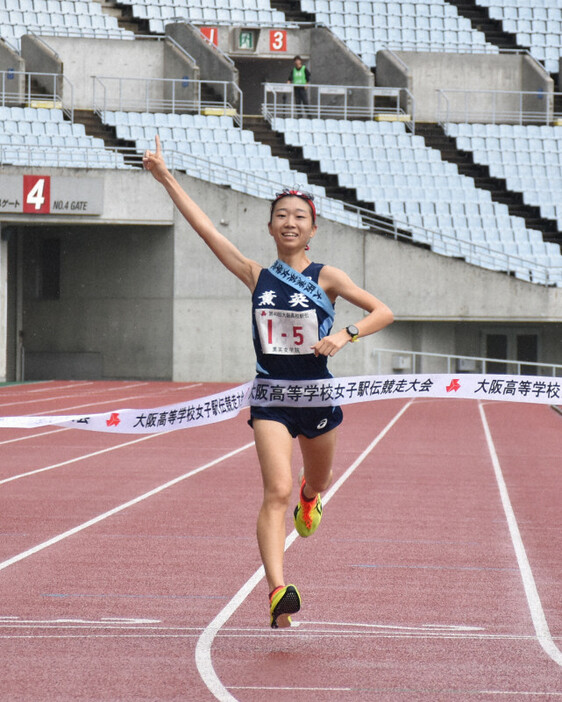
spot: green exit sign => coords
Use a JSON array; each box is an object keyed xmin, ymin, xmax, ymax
[{"xmin": 239, "ymin": 30, "xmax": 255, "ymax": 50}]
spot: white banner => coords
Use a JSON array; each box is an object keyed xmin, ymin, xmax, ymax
[{"xmin": 0, "ymin": 374, "xmax": 560, "ymax": 435}]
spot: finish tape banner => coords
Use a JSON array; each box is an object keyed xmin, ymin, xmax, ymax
[{"xmin": 0, "ymin": 374, "xmax": 560, "ymax": 435}]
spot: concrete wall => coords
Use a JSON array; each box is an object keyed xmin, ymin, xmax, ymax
[
  {"xmin": 22, "ymin": 36, "xmax": 176, "ymax": 111},
  {"xmin": 168, "ymin": 173, "xmax": 562, "ymax": 381},
  {"xmin": 0, "ymin": 235, "xmax": 6, "ymax": 382},
  {"xmin": 162, "ymin": 39, "xmax": 200, "ymax": 111},
  {"xmin": 20, "ymin": 35, "xmax": 63, "ymax": 101},
  {"xmin": 165, "ymin": 23, "xmax": 372, "ymax": 116},
  {"xmin": 21, "ymin": 223, "xmax": 174, "ymax": 380},
  {"xmin": 166, "ymin": 23, "xmax": 240, "ymax": 108},
  {"xmin": 0, "ymin": 39, "xmax": 25, "ymax": 104},
  {"xmin": 376, "ymin": 51, "xmax": 553, "ymax": 123},
  {"xmin": 1, "ymin": 166, "xmax": 561, "ymax": 381},
  {"xmin": 235, "ymin": 27, "xmax": 373, "ymax": 116},
  {"xmin": 311, "ymin": 27, "xmax": 373, "ymax": 89}
]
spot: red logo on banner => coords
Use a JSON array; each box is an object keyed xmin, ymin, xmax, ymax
[
  {"xmin": 23, "ymin": 175, "xmax": 50, "ymax": 214},
  {"xmin": 270, "ymin": 29, "xmax": 287, "ymax": 51},
  {"xmin": 200, "ymin": 26, "xmax": 218, "ymax": 45},
  {"xmin": 446, "ymin": 379, "xmax": 461, "ymax": 393},
  {"xmin": 106, "ymin": 413, "xmax": 121, "ymax": 427}
]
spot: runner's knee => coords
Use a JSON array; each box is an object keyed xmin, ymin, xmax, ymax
[{"xmin": 263, "ymin": 478, "xmax": 292, "ymax": 508}]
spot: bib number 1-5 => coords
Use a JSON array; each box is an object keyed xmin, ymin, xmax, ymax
[{"xmin": 256, "ymin": 308, "xmax": 318, "ymax": 355}]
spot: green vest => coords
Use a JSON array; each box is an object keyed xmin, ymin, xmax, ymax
[{"xmin": 291, "ymin": 65, "xmax": 308, "ymax": 85}]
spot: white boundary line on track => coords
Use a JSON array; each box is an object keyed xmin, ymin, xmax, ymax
[
  {"xmin": 195, "ymin": 399, "xmax": 414, "ymax": 702},
  {"xmin": 0, "ymin": 440, "xmax": 255, "ymax": 573},
  {"xmin": 479, "ymin": 402, "xmax": 562, "ymax": 667},
  {"xmin": 0, "ymin": 382, "xmax": 201, "ymax": 412},
  {"xmin": 0, "ymin": 381, "xmax": 147, "ymax": 408},
  {"xmin": 0, "ymin": 433, "xmax": 164, "ymax": 485},
  {"xmin": 0, "ymin": 383, "xmax": 202, "ymax": 454},
  {"xmin": 228, "ymin": 687, "xmax": 562, "ymax": 696},
  {"xmin": 0, "ymin": 427, "xmax": 70, "ymax": 446}
]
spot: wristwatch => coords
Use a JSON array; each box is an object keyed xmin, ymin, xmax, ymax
[{"xmin": 345, "ymin": 324, "xmax": 360, "ymax": 342}]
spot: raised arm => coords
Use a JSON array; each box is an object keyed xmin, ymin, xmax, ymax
[
  {"xmin": 143, "ymin": 136, "xmax": 261, "ymax": 291},
  {"xmin": 312, "ymin": 265, "xmax": 394, "ymax": 357}
]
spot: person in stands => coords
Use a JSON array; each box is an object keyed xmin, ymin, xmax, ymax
[{"xmin": 287, "ymin": 55, "xmax": 311, "ymax": 117}]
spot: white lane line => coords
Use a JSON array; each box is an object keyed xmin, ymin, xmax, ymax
[
  {"xmin": 0, "ymin": 381, "xmax": 145, "ymax": 406},
  {"xmin": 0, "ymin": 427, "xmax": 71, "ymax": 446},
  {"xmin": 0, "ymin": 433, "xmax": 163, "ymax": 485},
  {"xmin": 229, "ymin": 687, "xmax": 562, "ymax": 696},
  {"xmin": 27, "ymin": 382, "xmax": 96, "ymax": 393},
  {"xmin": 0, "ymin": 380, "xmax": 55, "ymax": 392},
  {"xmin": 195, "ymin": 400, "xmax": 413, "ymax": 702},
  {"xmin": 0, "ymin": 441, "xmax": 255, "ymax": 573},
  {"xmin": 0, "ymin": 383, "xmax": 202, "ymax": 451},
  {"xmin": 0, "ymin": 382, "xmax": 202, "ymax": 411},
  {"xmin": 479, "ymin": 402, "xmax": 562, "ymax": 667}
]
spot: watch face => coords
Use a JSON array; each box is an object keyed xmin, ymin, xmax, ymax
[{"xmin": 347, "ymin": 325, "xmax": 359, "ymax": 337}]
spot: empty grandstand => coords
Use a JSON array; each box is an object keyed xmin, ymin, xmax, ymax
[{"xmin": 0, "ymin": 0, "xmax": 561, "ymax": 383}]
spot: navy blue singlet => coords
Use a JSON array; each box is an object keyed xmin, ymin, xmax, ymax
[{"xmin": 251, "ymin": 262, "xmax": 335, "ymax": 380}]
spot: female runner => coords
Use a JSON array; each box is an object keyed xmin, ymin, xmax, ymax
[{"xmin": 143, "ymin": 136, "xmax": 394, "ymax": 628}]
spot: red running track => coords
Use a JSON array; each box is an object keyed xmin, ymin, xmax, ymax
[{"xmin": 0, "ymin": 381, "xmax": 560, "ymax": 701}]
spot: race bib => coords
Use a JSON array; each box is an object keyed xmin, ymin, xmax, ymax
[{"xmin": 255, "ymin": 308, "xmax": 318, "ymax": 355}]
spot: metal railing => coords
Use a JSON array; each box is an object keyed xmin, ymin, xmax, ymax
[
  {"xmin": 92, "ymin": 75, "xmax": 243, "ymax": 125},
  {"xmin": 263, "ymin": 82, "xmax": 415, "ymax": 131},
  {"xmin": 145, "ymin": 146, "xmax": 561, "ymax": 287},
  {"xmin": 192, "ymin": 23, "xmax": 236, "ymax": 67},
  {"xmin": 383, "ymin": 214, "xmax": 562, "ymax": 287},
  {"xmin": 437, "ymin": 88, "xmax": 561, "ymax": 125},
  {"xmin": 372, "ymin": 348, "xmax": 562, "ymax": 377},
  {"xmin": 0, "ymin": 112, "xmax": 560, "ymax": 286},
  {"xmin": 0, "ymin": 70, "xmax": 74, "ymax": 120},
  {"xmin": 0, "ymin": 143, "xmax": 140, "ymax": 169},
  {"xmin": 2, "ymin": 139, "xmax": 559, "ymax": 286}
]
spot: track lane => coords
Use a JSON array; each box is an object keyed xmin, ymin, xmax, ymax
[
  {"xmin": 480, "ymin": 402, "xmax": 562, "ymax": 642},
  {"xmin": 0, "ymin": 381, "xmax": 224, "ymax": 483},
  {"xmin": 1, "ymin": 384, "xmax": 560, "ymax": 701},
  {"xmin": 1, "ymin": 414, "xmax": 259, "ymax": 701},
  {"xmin": 212, "ymin": 399, "xmax": 562, "ymax": 700}
]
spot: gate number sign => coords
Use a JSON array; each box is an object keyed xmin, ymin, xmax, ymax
[
  {"xmin": 0, "ymin": 174, "xmax": 103, "ymax": 215},
  {"xmin": 23, "ymin": 175, "xmax": 51, "ymax": 214}
]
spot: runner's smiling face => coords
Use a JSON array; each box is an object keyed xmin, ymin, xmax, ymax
[{"xmin": 268, "ymin": 196, "xmax": 317, "ymax": 251}]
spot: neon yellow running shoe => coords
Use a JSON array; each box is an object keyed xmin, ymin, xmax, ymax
[
  {"xmin": 293, "ymin": 477, "xmax": 323, "ymax": 537},
  {"xmin": 269, "ymin": 584, "xmax": 301, "ymax": 629}
]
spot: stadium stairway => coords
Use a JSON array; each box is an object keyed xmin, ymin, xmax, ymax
[
  {"xmin": 445, "ymin": 0, "xmax": 526, "ymax": 51},
  {"xmin": 244, "ymin": 114, "xmax": 420, "ymax": 245},
  {"xmin": 95, "ymin": 0, "xmax": 150, "ymax": 35},
  {"xmin": 415, "ymin": 122, "xmax": 562, "ymax": 249},
  {"xmin": 269, "ymin": 0, "xmax": 315, "ymax": 23},
  {"xmin": 72, "ymin": 109, "xmax": 143, "ymax": 166}
]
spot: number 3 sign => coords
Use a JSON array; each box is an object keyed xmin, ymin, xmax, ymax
[
  {"xmin": 269, "ymin": 30, "xmax": 287, "ymax": 52},
  {"xmin": 23, "ymin": 175, "xmax": 50, "ymax": 214}
]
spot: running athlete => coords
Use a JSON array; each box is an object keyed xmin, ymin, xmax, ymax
[{"xmin": 143, "ymin": 136, "xmax": 394, "ymax": 628}]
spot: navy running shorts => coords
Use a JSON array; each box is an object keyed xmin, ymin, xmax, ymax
[{"xmin": 248, "ymin": 404, "xmax": 343, "ymax": 439}]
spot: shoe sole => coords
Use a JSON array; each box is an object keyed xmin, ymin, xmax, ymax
[{"xmin": 270, "ymin": 585, "xmax": 301, "ymax": 629}]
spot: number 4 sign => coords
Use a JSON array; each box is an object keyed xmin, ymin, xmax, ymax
[{"xmin": 23, "ymin": 175, "xmax": 50, "ymax": 214}]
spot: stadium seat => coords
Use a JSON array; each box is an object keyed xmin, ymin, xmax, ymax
[
  {"xmin": 475, "ymin": 0, "xmax": 562, "ymax": 72},
  {"xmin": 0, "ymin": 106, "xmax": 129, "ymax": 169}
]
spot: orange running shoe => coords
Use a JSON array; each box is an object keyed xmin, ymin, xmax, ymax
[{"xmin": 293, "ymin": 476, "xmax": 323, "ymax": 537}]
